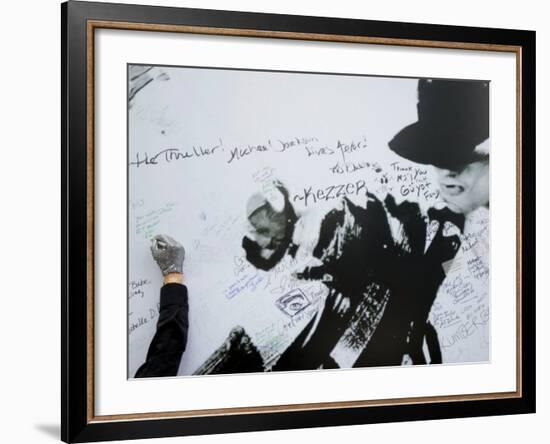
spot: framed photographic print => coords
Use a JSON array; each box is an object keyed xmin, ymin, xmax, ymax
[{"xmin": 61, "ymin": 1, "xmax": 536, "ymax": 442}]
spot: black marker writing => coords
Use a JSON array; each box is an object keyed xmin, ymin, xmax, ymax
[{"xmin": 292, "ymin": 180, "xmax": 367, "ymax": 207}]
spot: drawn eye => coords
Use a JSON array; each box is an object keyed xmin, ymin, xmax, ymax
[
  {"xmin": 290, "ymin": 302, "xmax": 303, "ymax": 310},
  {"xmin": 283, "ymin": 295, "xmax": 304, "ymax": 306}
]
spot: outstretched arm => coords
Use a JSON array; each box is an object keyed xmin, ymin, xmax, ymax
[{"xmin": 134, "ymin": 235, "xmax": 189, "ymax": 378}]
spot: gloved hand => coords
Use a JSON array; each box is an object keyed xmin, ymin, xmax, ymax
[{"xmin": 150, "ymin": 234, "xmax": 185, "ymax": 276}]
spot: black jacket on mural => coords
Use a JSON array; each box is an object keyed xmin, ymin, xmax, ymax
[
  {"xmin": 352, "ymin": 197, "xmax": 465, "ymax": 367},
  {"xmin": 134, "ymin": 283, "xmax": 189, "ymax": 378},
  {"xmin": 272, "ymin": 193, "xmax": 465, "ymax": 371}
]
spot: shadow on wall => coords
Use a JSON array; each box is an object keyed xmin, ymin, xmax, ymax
[{"xmin": 34, "ymin": 424, "xmax": 59, "ymax": 440}]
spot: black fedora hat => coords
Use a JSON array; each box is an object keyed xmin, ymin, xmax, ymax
[{"xmin": 388, "ymin": 79, "xmax": 489, "ymax": 169}]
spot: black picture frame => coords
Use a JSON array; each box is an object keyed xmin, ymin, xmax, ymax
[{"xmin": 61, "ymin": 1, "xmax": 536, "ymax": 442}]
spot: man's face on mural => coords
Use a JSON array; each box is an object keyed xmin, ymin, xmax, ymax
[
  {"xmin": 434, "ymin": 156, "xmax": 489, "ymax": 215},
  {"xmin": 248, "ymin": 204, "xmax": 289, "ymax": 249}
]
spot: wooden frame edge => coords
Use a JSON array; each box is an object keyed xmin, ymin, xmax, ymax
[
  {"xmin": 86, "ymin": 18, "xmax": 95, "ymax": 424},
  {"xmin": 90, "ymin": 391, "xmax": 520, "ymax": 423},
  {"xmin": 89, "ymin": 19, "xmax": 521, "ymax": 52},
  {"xmin": 83, "ymin": 17, "xmax": 526, "ymax": 426}
]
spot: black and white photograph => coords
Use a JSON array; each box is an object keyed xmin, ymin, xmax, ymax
[
  {"xmin": 0, "ymin": 0, "xmax": 544, "ymax": 442},
  {"xmin": 127, "ymin": 65, "xmax": 491, "ymax": 378}
]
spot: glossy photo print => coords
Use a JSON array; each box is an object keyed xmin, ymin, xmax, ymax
[{"xmin": 127, "ymin": 64, "xmax": 490, "ymax": 378}]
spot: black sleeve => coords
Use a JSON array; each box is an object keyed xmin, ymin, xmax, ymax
[{"xmin": 134, "ymin": 283, "xmax": 189, "ymax": 378}]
